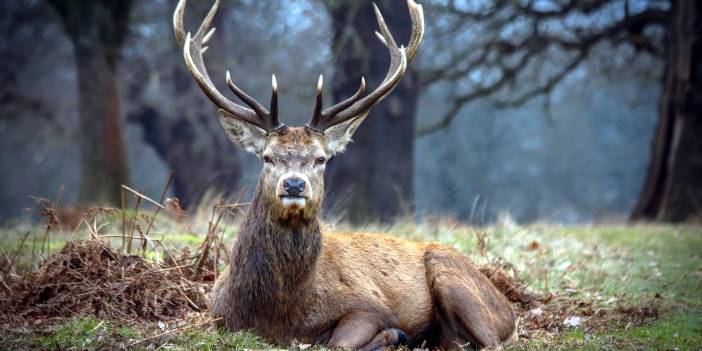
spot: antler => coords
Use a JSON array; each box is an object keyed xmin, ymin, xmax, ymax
[
  {"xmin": 307, "ymin": 0, "xmax": 424, "ymax": 132},
  {"xmin": 174, "ymin": 0, "xmax": 283, "ymax": 132}
]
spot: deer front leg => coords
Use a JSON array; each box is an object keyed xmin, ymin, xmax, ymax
[
  {"xmin": 326, "ymin": 312, "xmax": 407, "ymax": 350},
  {"xmin": 425, "ymin": 248, "xmax": 517, "ymax": 349},
  {"xmin": 358, "ymin": 328, "xmax": 408, "ymax": 351}
]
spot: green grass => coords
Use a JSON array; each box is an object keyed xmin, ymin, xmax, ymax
[
  {"xmin": 1, "ymin": 316, "xmax": 270, "ymax": 351},
  {"xmin": 2, "ymin": 317, "xmax": 133, "ymax": 351},
  {"xmin": 167, "ymin": 329, "xmax": 269, "ymax": 350},
  {"xmin": 514, "ymin": 310, "xmax": 702, "ymax": 350},
  {"xmin": 1, "ymin": 221, "xmax": 700, "ymax": 350}
]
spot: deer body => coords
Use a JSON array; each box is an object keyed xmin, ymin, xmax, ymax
[
  {"xmin": 212, "ymin": 199, "xmax": 436, "ymax": 345},
  {"xmin": 175, "ymin": 1, "xmax": 516, "ymax": 348}
]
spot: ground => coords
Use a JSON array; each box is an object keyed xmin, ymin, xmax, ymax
[{"xmin": 0, "ymin": 204, "xmax": 700, "ymax": 350}]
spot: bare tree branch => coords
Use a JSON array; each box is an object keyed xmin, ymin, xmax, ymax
[{"xmin": 418, "ymin": 0, "xmax": 668, "ymax": 135}]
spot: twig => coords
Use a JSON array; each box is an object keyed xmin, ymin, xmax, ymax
[
  {"xmin": 0, "ymin": 248, "xmax": 9, "ymax": 273},
  {"xmin": 89, "ymin": 320, "xmax": 105, "ymax": 333},
  {"xmin": 128, "ymin": 318, "xmax": 222, "ymax": 347},
  {"xmin": 157, "ymin": 240, "xmax": 183, "ymax": 276},
  {"xmin": 55, "ymin": 184, "xmax": 65, "ymax": 231},
  {"xmin": 4, "ymin": 231, "xmax": 31, "ymax": 276},
  {"xmin": 97, "ymin": 235, "xmax": 163, "ymax": 242},
  {"xmin": 196, "ymin": 191, "xmax": 246, "ymax": 278},
  {"xmin": 175, "ymin": 285, "xmax": 200, "ymax": 311},
  {"xmin": 40, "ymin": 223, "xmax": 51, "ymax": 258},
  {"xmin": 121, "ymin": 185, "xmax": 166, "ymax": 209},
  {"xmin": 0, "ymin": 273, "xmax": 13, "ymax": 293},
  {"xmin": 30, "ymin": 230, "xmax": 37, "ymax": 274},
  {"xmin": 127, "ymin": 197, "xmax": 143, "ymax": 255},
  {"xmin": 121, "ymin": 187, "xmax": 127, "ymax": 252},
  {"xmin": 80, "ymin": 218, "xmax": 99, "ymax": 240},
  {"xmin": 144, "ymin": 171, "xmax": 174, "ymax": 240},
  {"xmin": 156, "ymin": 264, "xmax": 192, "ymax": 272}
]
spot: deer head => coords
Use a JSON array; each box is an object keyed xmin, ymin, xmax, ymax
[{"xmin": 174, "ymin": 0, "xmax": 423, "ymax": 222}]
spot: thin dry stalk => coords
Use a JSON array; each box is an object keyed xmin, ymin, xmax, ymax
[
  {"xmin": 144, "ymin": 172, "xmax": 175, "ymax": 240},
  {"xmin": 127, "ymin": 197, "xmax": 143, "ymax": 255},
  {"xmin": 0, "ymin": 249, "xmax": 8, "ymax": 271},
  {"xmin": 473, "ymin": 229, "xmax": 487, "ymax": 257},
  {"xmin": 121, "ymin": 185, "xmax": 166, "ymax": 210},
  {"xmin": 196, "ymin": 196, "xmax": 238, "ymax": 279},
  {"xmin": 121, "ymin": 187, "xmax": 127, "ymax": 252},
  {"xmin": 0, "ymin": 273, "xmax": 12, "ymax": 293},
  {"xmin": 29, "ymin": 197, "xmax": 59, "ymax": 259},
  {"xmin": 128, "ymin": 317, "xmax": 222, "ymax": 347},
  {"xmin": 79, "ymin": 218, "xmax": 98, "ymax": 240},
  {"xmin": 41, "ymin": 226, "xmax": 51, "ymax": 258},
  {"xmin": 98, "ymin": 235, "xmax": 163, "ymax": 242},
  {"xmin": 4, "ymin": 231, "xmax": 31, "ymax": 277},
  {"xmin": 121, "ymin": 185, "xmax": 164, "ymax": 256},
  {"xmin": 158, "ymin": 241, "xmax": 182, "ymax": 275},
  {"xmin": 30, "ymin": 231, "xmax": 37, "ymax": 274}
]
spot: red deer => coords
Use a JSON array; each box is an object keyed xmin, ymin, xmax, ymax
[{"xmin": 174, "ymin": 0, "xmax": 516, "ymax": 349}]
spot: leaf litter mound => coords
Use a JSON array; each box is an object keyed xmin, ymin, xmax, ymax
[{"xmin": 1, "ymin": 240, "xmax": 213, "ymax": 325}]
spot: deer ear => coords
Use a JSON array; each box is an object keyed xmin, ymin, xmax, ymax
[
  {"xmin": 324, "ymin": 113, "xmax": 368, "ymax": 155},
  {"xmin": 218, "ymin": 110, "xmax": 267, "ymax": 155}
]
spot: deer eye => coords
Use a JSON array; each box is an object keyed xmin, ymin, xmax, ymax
[
  {"xmin": 315, "ymin": 157, "xmax": 326, "ymax": 166},
  {"xmin": 262, "ymin": 155, "xmax": 274, "ymax": 164}
]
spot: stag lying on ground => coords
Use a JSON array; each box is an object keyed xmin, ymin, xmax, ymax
[{"xmin": 174, "ymin": 0, "xmax": 516, "ymax": 349}]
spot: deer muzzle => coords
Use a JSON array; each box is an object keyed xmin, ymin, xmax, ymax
[{"xmin": 277, "ymin": 172, "xmax": 312, "ymax": 209}]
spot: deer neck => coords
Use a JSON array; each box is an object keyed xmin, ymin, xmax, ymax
[{"xmin": 230, "ymin": 186, "xmax": 321, "ymax": 304}]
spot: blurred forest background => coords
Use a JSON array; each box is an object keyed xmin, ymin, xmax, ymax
[{"xmin": 0, "ymin": 0, "xmax": 699, "ymax": 225}]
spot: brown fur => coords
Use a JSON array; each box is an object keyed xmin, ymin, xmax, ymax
[{"xmin": 210, "ymin": 127, "xmax": 517, "ymax": 350}]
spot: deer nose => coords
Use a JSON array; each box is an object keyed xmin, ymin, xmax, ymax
[{"xmin": 283, "ymin": 178, "xmax": 306, "ymax": 197}]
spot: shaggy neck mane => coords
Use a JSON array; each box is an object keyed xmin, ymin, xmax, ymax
[{"xmin": 228, "ymin": 184, "xmax": 321, "ymax": 322}]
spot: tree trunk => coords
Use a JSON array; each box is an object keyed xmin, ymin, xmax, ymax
[
  {"xmin": 129, "ymin": 0, "xmax": 241, "ymax": 208},
  {"xmin": 632, "ymin": 0, "xmax": 702, "ymax": 222},
  {"xmin": 325, "ymin": 1, "xmax": 418, "ymax": 223},
  {"xmin": 49, "ymin": 0, "xmax": 132, "ymax": 206}
]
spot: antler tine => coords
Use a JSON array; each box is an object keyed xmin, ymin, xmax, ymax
[
  {"xmin": 321, "ymin": 77, "xmax": 366, "ymax": 120},
  {"xmin": 372, "ymin": 3, "xmax": 398, "ymax": 50},
  {"xmin": 195, "ymin": 0, "xmax": 219, "ymax": 40},
  {"xmin": 307, "ymin": 0, "xmax": 423, "ymax": 131},
  {"xmin": 308, "ymin": 76, "xmax": 366, "ymax": 132},
  {"xmin": 325, "ymin": 48, "xmax": 407, "ymax": 127},
  {"xmin": 405, "ymin": 0, "xmax": 424, "ymax": 62},
  {"xmin": 174, "ymin": 0, "xmax": 284, "ymax": 132},
  {"xmin": 226, "ymin": 71, "xmax": 269, "ymax": 117},
  {"xmin": 310, "ymin": 75, "xmax": 324, "ymax": 128},
  {"xmin": 270, "ymin": 75, "xmax": 279, "ymax": 127}
]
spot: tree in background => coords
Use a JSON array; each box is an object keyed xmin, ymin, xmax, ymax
[
  {"xmin": 48, "ymin": 0, "xmax": 132, "ymax": 206},
  {"xmin": 323, "ymin": 0, "xmax": 419, "ymax": 223},
  {"xmin": 420, "ymin": 0, "xmax": 700, "ymax": 222},
  {"xmin": 633, "ymin": 1, "xmax": 701, "ymax": 221},
  {"xmin": 125, "ymin": 0, "xmax": 242, "ymax": 207}
]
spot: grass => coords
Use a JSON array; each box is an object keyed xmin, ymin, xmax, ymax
[
  {"xmin": 1, "ymin": 316, "xmax": 268, "ymax": 350},
  {"xmin": 1, "ymin": 219, "xmax": 700, "ymax": 350},
  {"xmin": 513, "ymin": 310, "xmax": 702, "ymax": 350}
]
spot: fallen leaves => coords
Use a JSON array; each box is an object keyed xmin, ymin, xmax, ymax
[{"xmin": 0, "ymin": 240, "xmax": 213, "ymax": 325}]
